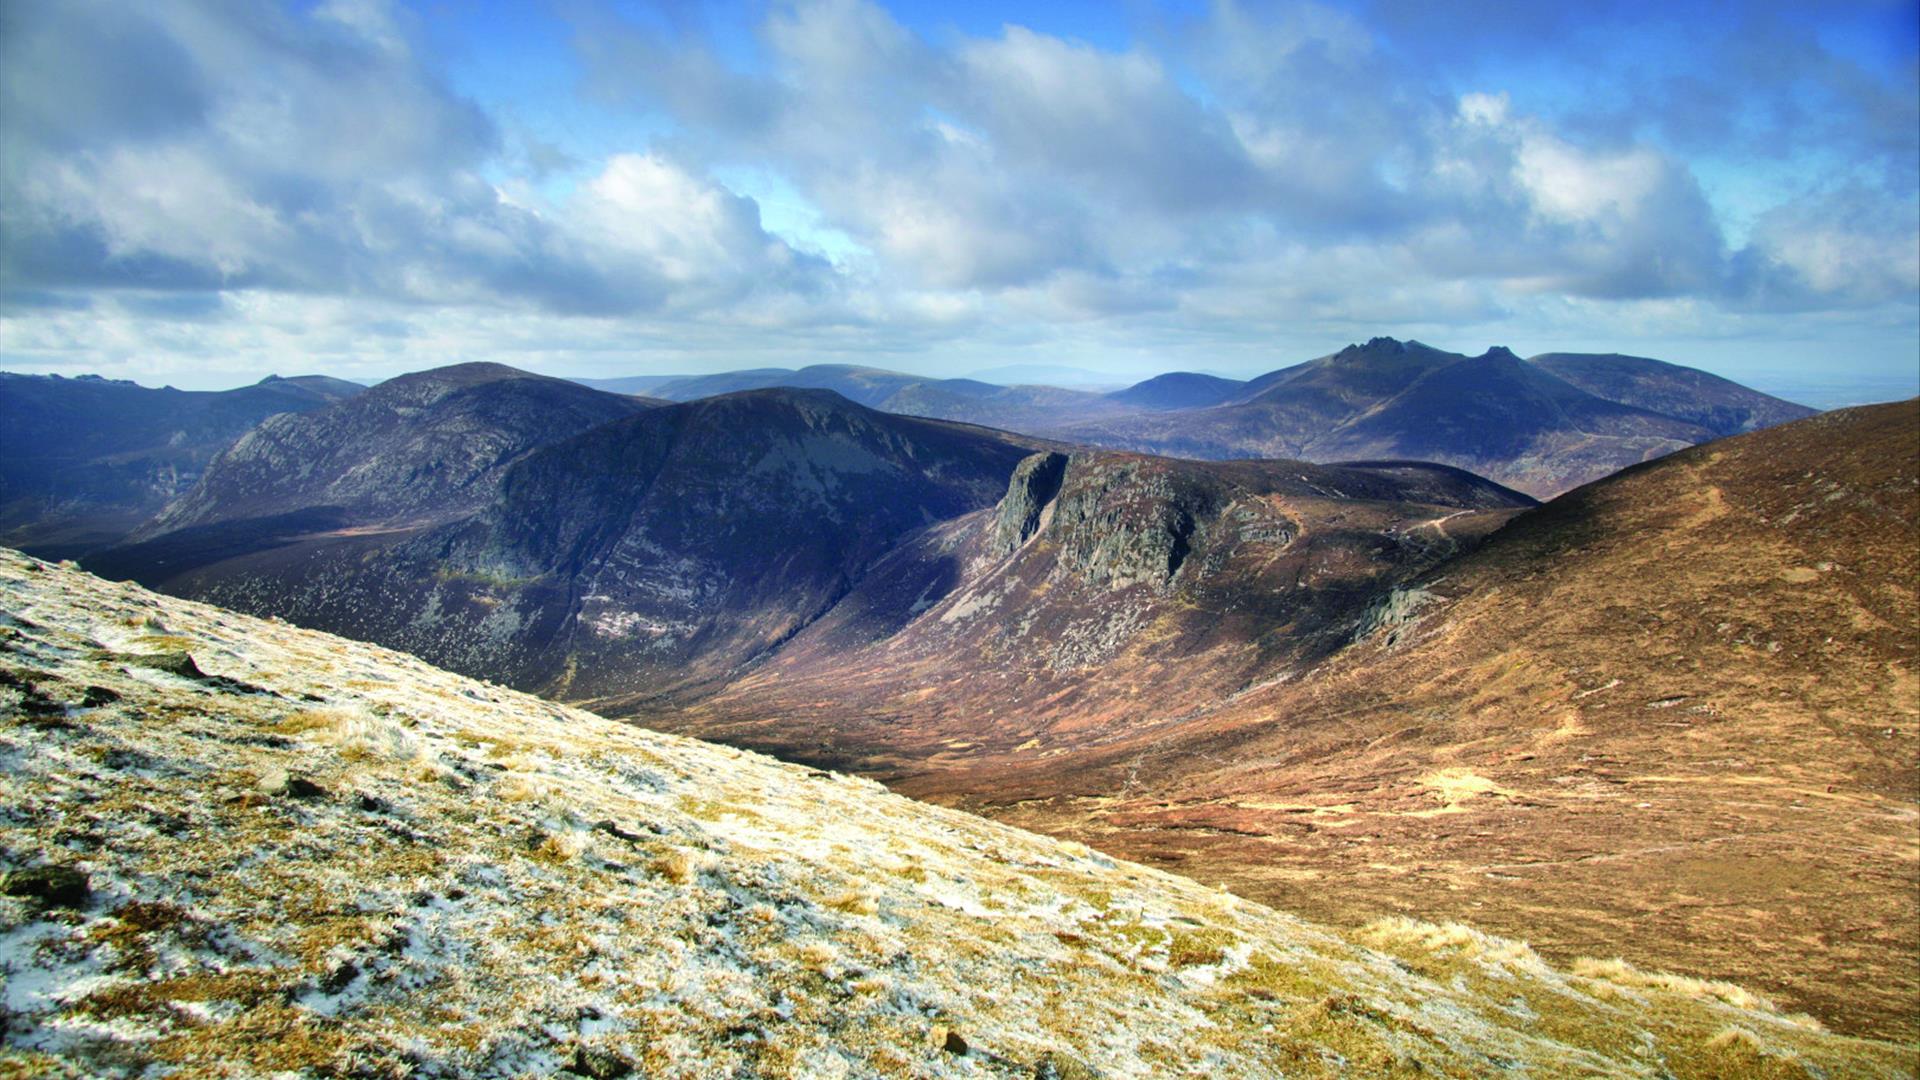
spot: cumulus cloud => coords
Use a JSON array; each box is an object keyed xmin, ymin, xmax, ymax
[
  {"xmin": 0, "ymin": 0, "xmax": 1913, "ymax": 384},
  {"xmin": 0, "ymin": 0, "xmax": 828, "ymax": 320}
]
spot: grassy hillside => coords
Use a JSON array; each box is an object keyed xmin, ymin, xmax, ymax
[{"xmin": 1, "ymin": 552, "xmax": 1910, "ymax": 1077}]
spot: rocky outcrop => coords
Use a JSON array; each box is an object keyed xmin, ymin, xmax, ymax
[
  {"xmin": 1047, "ymin": 458, "xmax": 1222, "ymax": 589},
  {"xmin": 987, "ymin": 452, "xmax": 1068, "ymax": 558}
]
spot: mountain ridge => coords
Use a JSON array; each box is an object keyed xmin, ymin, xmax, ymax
[{"xmin": 0, "ymin": 371, "xmax": 365, "ymax": 557}]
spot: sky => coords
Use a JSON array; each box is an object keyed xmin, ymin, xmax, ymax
[{"xmin": 1, "ymin": 0, "xmax": 1915, "ymax": 405}]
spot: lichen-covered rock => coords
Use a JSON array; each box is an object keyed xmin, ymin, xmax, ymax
[
  {"xmin": 987, "ymin": 452, "xmax": 1069, "ymax": 558},
  {"xmin": 2, "ymin": 865, "xmax": 89, "ymax": 908}
]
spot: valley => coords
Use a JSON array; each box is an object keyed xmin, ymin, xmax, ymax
[{"xmin": 10, "ymin": 351, "xmax": 1913, "ymax": 1052}]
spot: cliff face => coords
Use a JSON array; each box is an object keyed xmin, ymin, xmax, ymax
[
  {"xmin": 670, "ymin": 451, "xmax": 1533, "ymax": 767},
  {"xmin": 2, "ymin": 551, "xmax": 1905, "ymax": 1079}
]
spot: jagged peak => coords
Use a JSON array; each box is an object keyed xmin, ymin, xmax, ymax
[
  {"xmin": 1341, "ymin": 335, "xmax": 1409, "ymax": 356},
  {"xmin": 1478, "ymin": 346, "xmax": 1522, "ymax": 363}
]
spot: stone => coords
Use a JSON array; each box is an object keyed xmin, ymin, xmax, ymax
[{"xmin": 2, "ymin": 865, "xmax": 90, "ymax": 908}]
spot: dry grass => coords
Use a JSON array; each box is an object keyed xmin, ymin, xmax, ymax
[{"xmin": 1, "ymin": 550, "xmax": 1910, "ymax": 1079}]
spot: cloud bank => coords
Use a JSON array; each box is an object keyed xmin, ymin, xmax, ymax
[{"xmin": 1, "ymin": 0, "xmax": 1914, "ymax": 388}]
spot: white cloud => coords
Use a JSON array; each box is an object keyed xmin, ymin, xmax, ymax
[{"xmin": 0, "ymin": 0, "xmax": 1913, "ymax": 387}]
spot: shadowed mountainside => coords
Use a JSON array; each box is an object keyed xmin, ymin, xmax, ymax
[
  {"xmin": 0, "ymin": 372, "xmax": 363, "ymax": 558},
  {"xmin": 138, "ymin": 362, "xmax": 655, "ymax": 538},
  {"xmin": 1531, "ymin": 352, "xmax": 1818, "ymax": 435}
]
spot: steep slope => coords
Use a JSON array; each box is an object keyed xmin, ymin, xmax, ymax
[
  {"xmin": 94, "ymin": 391, "xmax": 1047, "ymax": 703},
  {"xmin": 663, "ymin": 452, "xmax": 1533, "ymax": 772},
  {"xmin": 1530, "ymin": 352, "xmax": 1817, "ymax": 435},
  {"xmin": 1106, "ymin": 372, "xmax": 1247, "ymax": 410},
  {"xmin": 960, "ymin": 401, "xmax": 1920, "ymax": 1040},
  {"xmin": 0, "ymin": 372, "xmax": 362, "ymax": 558},
  {"xmin": 138, "ymin": 362, "xmax": 654, "ymax": 537},
  {"xmin": 3, "ymin": 552, "xmax": 1908, "ymax": 1079}
]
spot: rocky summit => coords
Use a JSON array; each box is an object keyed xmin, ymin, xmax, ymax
[{"xmin": 1, "ymin": 552, "xmax": 1911, "ymax": 1078}]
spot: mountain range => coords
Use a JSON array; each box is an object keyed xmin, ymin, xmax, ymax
[
  {"xmin": 0, "ymin": 372, "xmax": 363, "ymax": 556},
  {"xmin": 573, "ymin": 340, "xmax": 1814, "ymax": 498},
  {"xmin": 16, "ymin": 344, "xmax": 1907, "ymax": 1042},
  {"xmin": 89, "ymin": 364, "xmax": 1529, "ymax": 710}
]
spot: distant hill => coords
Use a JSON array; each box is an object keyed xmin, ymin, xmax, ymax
[
  {"xmin": 572, "ymin": 373, "xmax": 681, "ymax": 395},
  {"xmin": 572, "ymin": 363, "xmax": 1137, "ymax": 435},
  {"xmin": 0, "ymin": 371, "xmax": 363, "ymax": 557},
  {"xmin": 576, "ymin": 343, "xmax": 1814, "ymax": 498},
  {"xmin": 964, "ymin": 362, "xmax": 1120, "ymax": 387},
  {"xmin": 1529, "ymin": 352, "xmax": 1817, "ymax": 435},
  {"xmin": 1105, "ymin": 371, "xmax": 1247, "ymax": 410},
  {"xmin": 1053, "ymin": 338, "xmax": 1768, "ymax": 497}
]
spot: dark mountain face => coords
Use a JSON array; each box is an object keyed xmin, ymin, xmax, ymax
[
  {"xmin": 138, "ymin": 362, "xmax": 653, "ymax": 539},
  {"xmin": 1528, "ymin": 352, "xmax": 1815, "ymax": 435},
  {"xmin": 0, "ymin": 371, "xmax": 363, "ymax": 557},
  {"xmin": 1105, "ymin": 372, "xmax": 1248, "ymax": 410},
  {"xmin": 94, "ymin": 388, "xmax": 1048, "ymax": 703}
]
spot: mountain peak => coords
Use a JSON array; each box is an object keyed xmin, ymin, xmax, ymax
[
  {"xmin": 1346, "ymin": 335, "xmax": 1409, "ymax": 355},
  {"xmin": 1479, "ymin": 346, "xmax": 1522, "ymax": 363}
]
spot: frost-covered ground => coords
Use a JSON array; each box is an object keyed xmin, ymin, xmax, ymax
[{"xmin": 0, "ymin": 551, "xmax": 1909, "ymax": 1078}]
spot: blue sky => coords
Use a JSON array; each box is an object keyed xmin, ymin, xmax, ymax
[{"xmin": 1, "ymin": 0, "xmax": 1915, "ymax": 405}]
